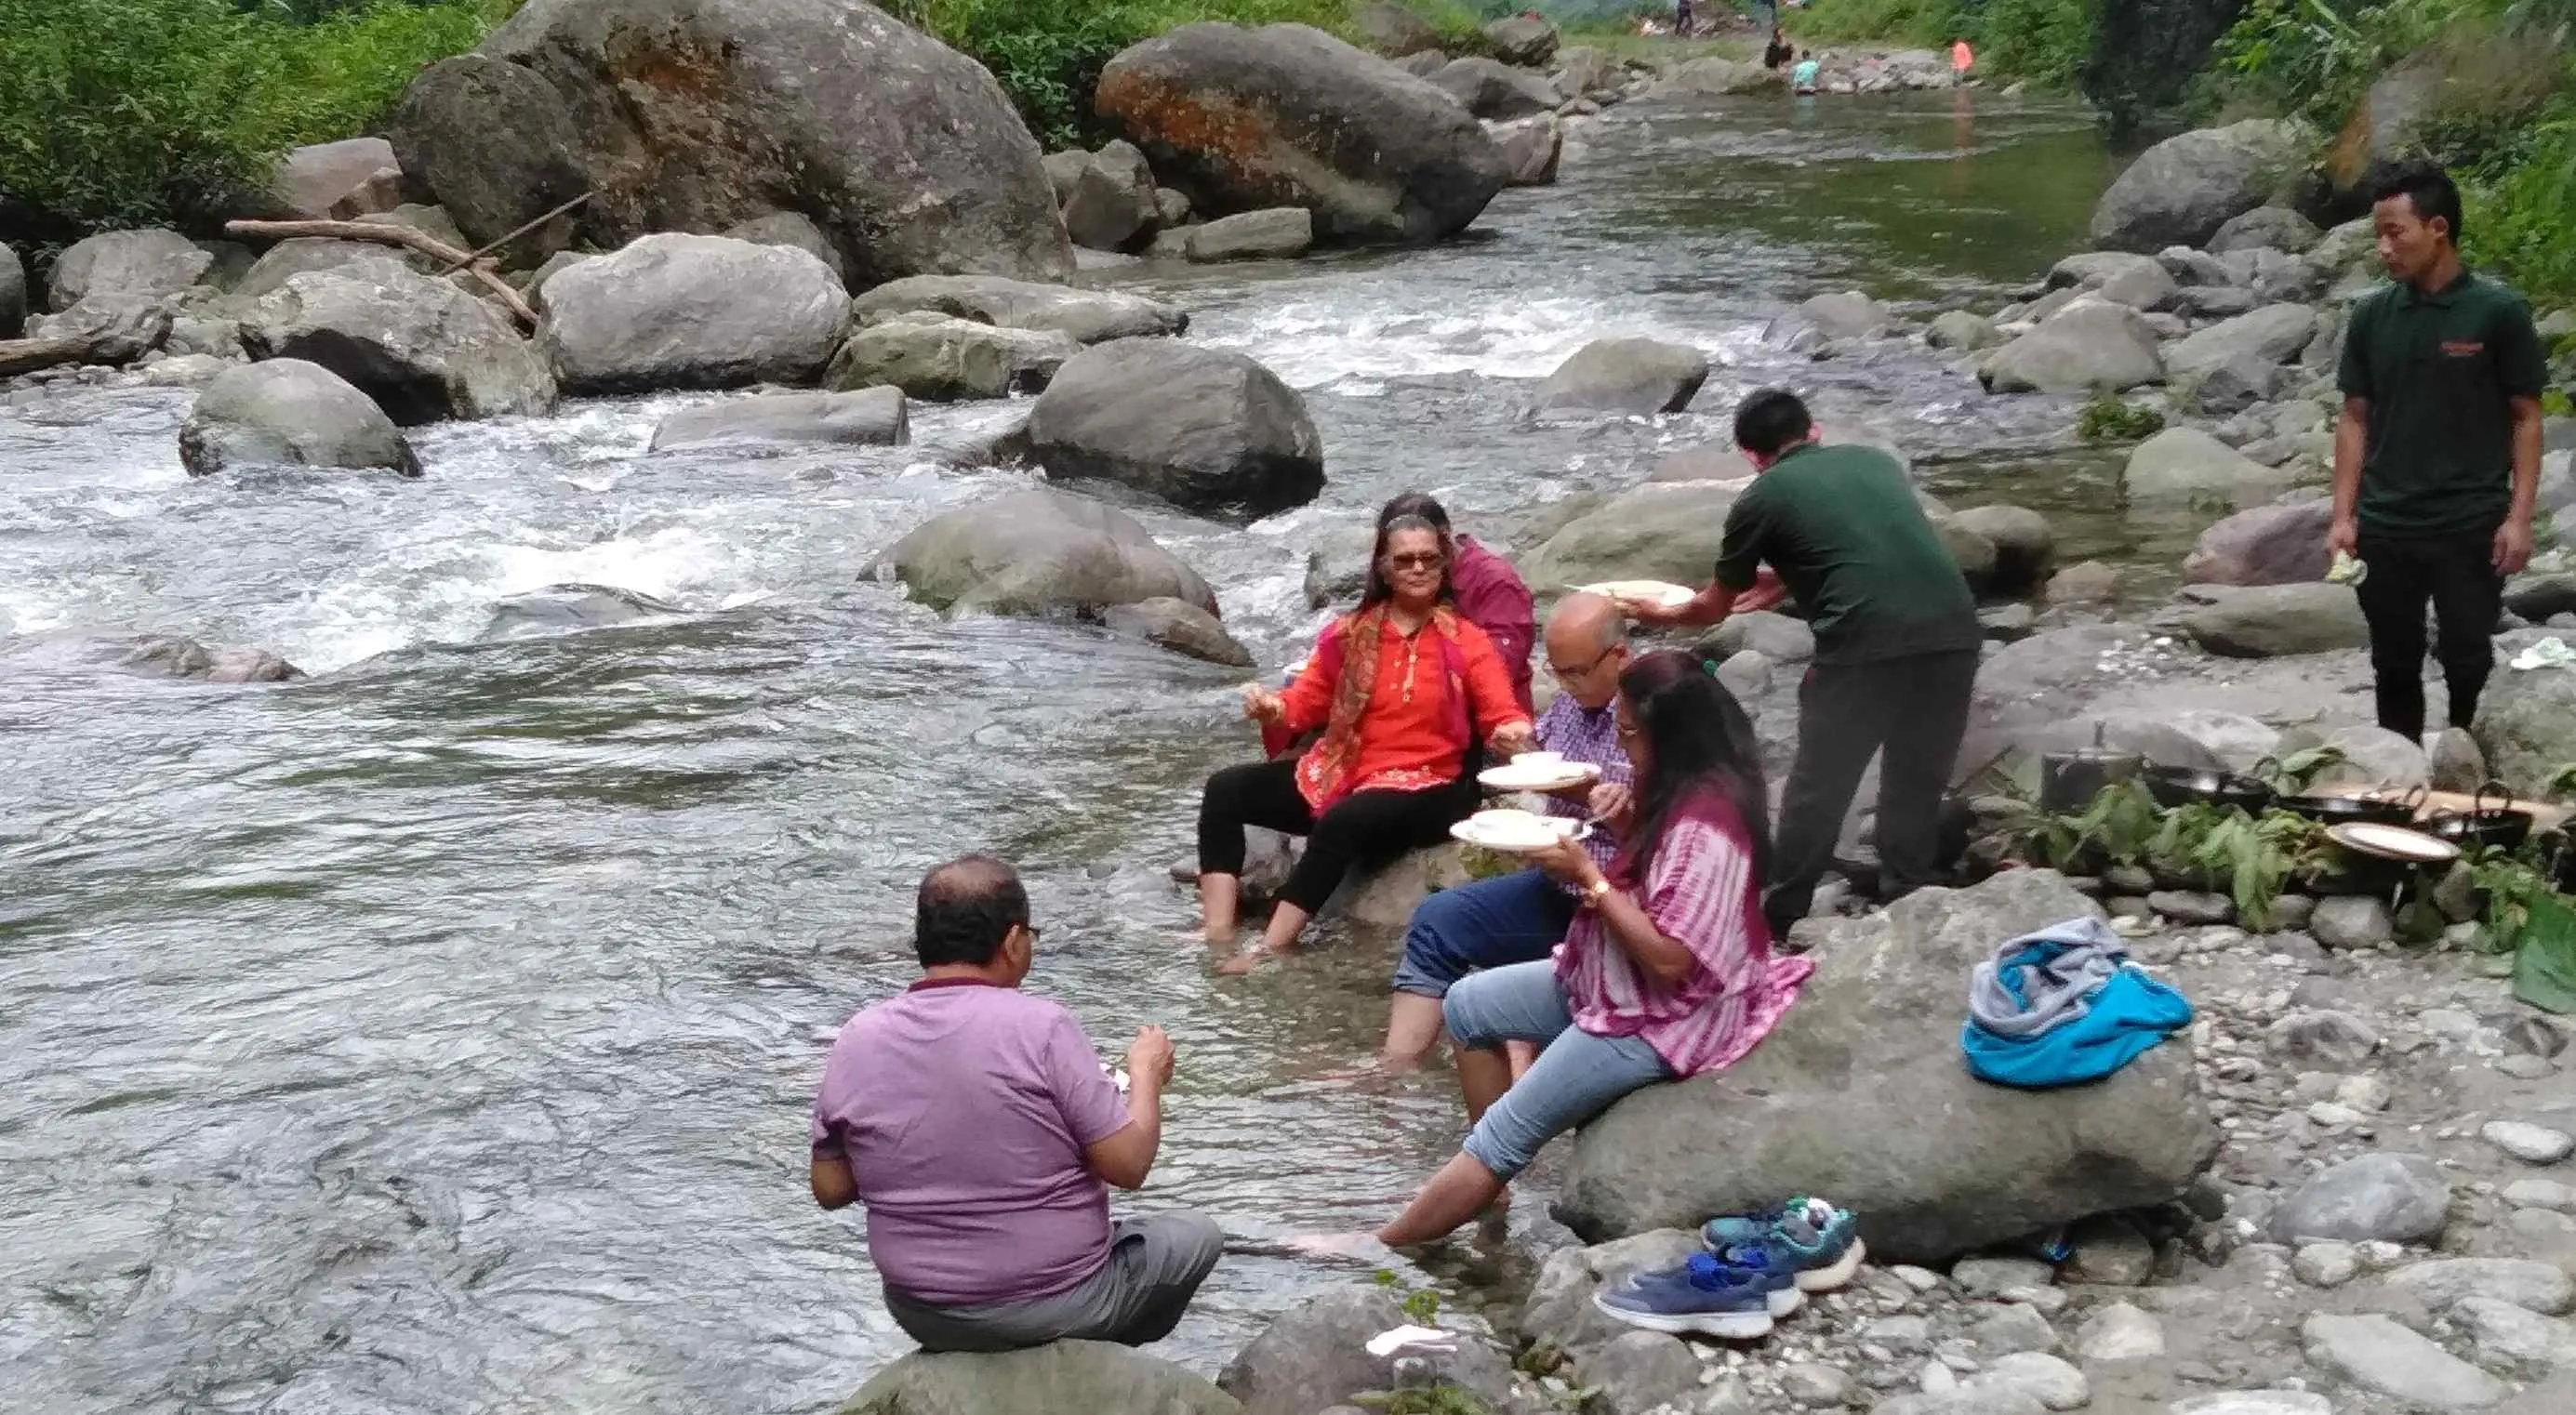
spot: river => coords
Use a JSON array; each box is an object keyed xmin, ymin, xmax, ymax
[{"xmin": 3, "ymin": 89, "xmax": 2133, "ymax": 1413}]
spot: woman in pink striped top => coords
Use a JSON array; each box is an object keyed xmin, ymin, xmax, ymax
[{"xmin": 1374, "ymin": 650, "xmax": 1813, "ymax": 1246}]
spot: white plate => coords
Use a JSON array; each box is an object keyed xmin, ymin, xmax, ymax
[
  {"xmin": 1479, "ymin": 759, "xmax": 1603, "ymax": 792},
  {"xmin": 2326, "ymin": 822, "xmax": 2461, "ymax": 865},
  {"xmin": 1451, "ymin": 811, "xmax": 1593, "ymax": 853},
  {"xmin": 1577, "ymin": 579, "xmax": 1696, "ymax": 611}
]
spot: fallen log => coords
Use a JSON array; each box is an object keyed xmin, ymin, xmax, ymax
[
  {"xmin": 0, "ymin": 335, "xmax": 101, "ymax": 378},
  {"xmin": 0, "ymin": 305, "xmax": 174, "ymax": 377},
  {"xmin": 221, "ymin": 218, "xmax": 539, "ymax": 330}
]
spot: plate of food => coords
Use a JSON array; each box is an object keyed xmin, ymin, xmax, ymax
[
  {"xmin": 1478, "ymin": 751, "xmax": 1603, "ymax": 793},
  {"xmin": 1451, "ymin": 808, "xmax": 1591, "ymax": 853},
  {"xmin": 1578, "ymin": 579, "xmax": 1696, "ymax": 611}
]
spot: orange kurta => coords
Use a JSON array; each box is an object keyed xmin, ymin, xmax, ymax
[{"xmin": 1279, "ymin": 614, "xmax": 1530, "ymax": 807}]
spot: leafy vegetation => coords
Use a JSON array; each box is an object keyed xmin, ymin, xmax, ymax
[
  {"xmin": 1787, "ymin": 0, "xmax": 2094, "ymax": 88},
  {"xmin": 2077, "ymin": 390, "xmax": 2166, "ymax": 443}
]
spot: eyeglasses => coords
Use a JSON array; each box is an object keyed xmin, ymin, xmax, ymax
[
  {"xmin": 1547, "ymin": 644, "xmax": 1619, "ymax": 681},
  {"xmin": 1016, "ymin": 923, "xmax": 1043, "ymax": 945},
  {"xmin": 1387, "ymin": 552, "xmax": 1446, "ymax": 571},
  {"xmin": 1614, "ymin": 720, "xmax": 1640, "ymax": 742}
]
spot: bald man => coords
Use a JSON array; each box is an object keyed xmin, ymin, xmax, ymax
[{"xmin": 1378, "ymin": 594, "xmax": 1637, "ymax": 1068}]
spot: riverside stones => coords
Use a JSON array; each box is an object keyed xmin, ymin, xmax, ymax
[
  {"xmin": 539, "ymin": 234, "xmax": 851, "ymax": 393},
  {"xmin": 845, "ymin": 1340, "xmax": 1242, "ymax": 1415},
  {"xmin": 1103, "ymin": 597, "xmax": 1252, "ymax": 668},
  {"xmin": 1491, "ymin": 114, "xmax": 1564, "ymax": 187},
  {"xmin": 269, "ymin": 138, "xmax": 406, "ymax": 221},
  {"xmin": 869, "ymin": 486, "xmax": 1219, "ymax": 619},
  {"xmin": 2473, "ymin": 642, "xmax": 2576, "ymax": 793},
  {"xmin": 386, "ymin": 54, "xmax": 588, "ymax": 267},
  {"xmin": 851, "ymin": 275, "xmax": 1187, "ymax": 345},
  {"xmin": 2270, "ymin": 1152, "xmax": 2450, "ymax": 1243},
  {"xmin": 240, "ymin": 268, "xmax": 558, "ymax": 425},
  {"xmin": 2165, "ymin": 304, "xmax": 2320, "ymax": 382},
  {"xmin": 2088, "ymin": 119, "xmax": 2309, "ymax": 253},
  {"xmin": 648, "ymin": 388, "xmax": 908, "ymax": 451},
  {"xmin": 2184, "ymin": 499, "xmax": 2334, "ymax": 586},
  {"xmin": 0, "ymin": 244, "xmax": 24, "ymax": 338},
  {"xmin": 1520, "ymin": 482, "xmax": 1742, "ymax": 595},
  {"xmin": 2450, "ymin": 1296, "xmax": 2576, "ymax": 1375},
  {"xmin": 1558, "ymin": 872, "xmax": 2217, "ymax": 1260},
  {"xmin": 1059, "ymin": 140, "xmax": 1162, "ymax": 252},
  {"xmin": 1185, "ymin": 208, "xmax": 1314, "ymax": 262},
  {"xmin": 1483, "ymin": 14, "xmax": 1560, "ymax": 67},
  {"xmin": 1979, "ymin": 303, "xmax": 2164, "ymax": 394},
  {"xmin": 2313, "ymin": 895, "xmax": 2395, "ymax": 949},
  {"xmin": 1534, "ymin": 337, "xmax": 1708, "ymax": 415},
  {"xmin": 46, "ymin": 230, "xmax": 213, "ymax": 312},
  {"xmin": 1354, "ymin": 1, "xmax": 1441, "ymax": 56},
  {"xmin": 2483, "ymin": 1120, "xmax": 2576, "ymax": 1166},
  {"xmin": 1096, "ymin": 23, "xmax": 1508, "ymax": 245},
  {"xmin": 2383, "ymin": 1257, "xmax": 2576, "ymax": 1316},
  {"xmin": 1947, "ymin": 504, "xmax": 2054, "ymax": 591},
  {"xmin": 723, "ymin": 210, "xmax": 847, "ymax": 283},
  {"xmin": 2125, "ymin": 428, "xmax": 2296, "ymax": 499},
  {"xmin": 824, "ymin": 314, "xmax": 1077, "ymax": 400},
  {"xmin": 1026, "ymin": 340, "xmax": 1323, "ymax": 519},
  {"xmin": 179, "ymin": 359, "xmax": 420, "ymax": 477},
  {"xmin": 1427, "ymin": 56, "xmax": 1562, "ymax": 121},
  {"xmin": 2179, "ymin": 584, "xmax": 2370, "ymax": 656},
  {"xmin": 2303, "ymin": 1313, "xmax": 2508, "ymax": 1410},
  {"xmin": 1219, "ymin": 1287, "xmax": 1522, "ymax": 1415},
  {"xmin": 2209, "ymin": 205, "xmax": 2321, "ymax": 256}
]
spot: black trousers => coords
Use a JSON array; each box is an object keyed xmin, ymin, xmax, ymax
[
  {"xmin": 1767, "ymin": 649, "xmax": 1980, "ymax": 939},
  {"xmin": 1197, "ymin": 759, "xmax": 1480, "ymax": 915},
  {"xmin": 2355, "ymin": 529, "xmax": 2503, "ymax": 743}
]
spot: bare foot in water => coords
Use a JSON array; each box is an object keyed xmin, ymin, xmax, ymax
[
  {"xmin": 1282, "ymin": 1231, "xmax": 1399, "ymax": 1265},
  {"xmin": 1215, "ymin": 946, "xmax": 1287, "ymax": 976}
]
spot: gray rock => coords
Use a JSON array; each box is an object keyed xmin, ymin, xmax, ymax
[
  {"xmin": 1027, "ymin": 339, "xmax": 1323, "ymax": 519},
  {"xmin": 851, "ymin": 275, "xmax": 1187, "ymax": 345},
  {"xmin": 2209, "ymin": 206, "xmax": 2322, "ymax": 256},
  {"xmin": 1534, "ymin": 337, "xmax": 1708, "ymax": 415},
  {"xmin": 2302, "ymin": 1312, "xmax": 2507, "ymax": 1409},
  {"xmin": 1703, "ymin": 610, "xmax": 1815, "ymax": 663},
  {"xmin": 2191, "ymin": 350, "xmax": 2289, "ymax": 415},
  {"xmin": 2294, "ymin": 1240, "xmax": 2360, "ymax": 1287},
  {"xmin": 2450, "ymin": 1296, "xmax": 2576, "ymax": 1377},
  {"xmin": 2167, "ymin": 304, "xmax": 2319, "ymax": 381},
  {"xmin": 2475, "ymin": 641, "xmax": 2576, "ymax": 795},
  {"xmin": 2078, "ymin": 1301, "xmax": 2168, "ymax": 1359},
  {"xmin": 118, "ymin": 637, "xmax": 303, "ymax": 683},
  {"xmin": 2178, "ymin": 583, "xmax": 2370, "ymax": 657},
  {"xmin": 2184, "ymin": 498, "xmax": 2333, "ymax": 586},
  {"xmin": 1980, "ymin": 302, "xmax": 2164, "ymax": 394},
  {"xmin": 2089, "ymin": 119, "xmax": 2309, "ymax": 252},
  {"xmin": 1551, "ymin": 45, "xmax": 1619, "ymax": 99},
  {"xmin": 1103, "ymin": 597, "xmax": 1254, "ymax": 667},
  {"xmin": 1558, "ymin": 872, "xmax": 2217, "ymax": 1262},
  {"xmin": 385, "ymin": 54, "xmax": 588, "ymax": 268},
  {"xmin": 240, "ymin": 268, "xmax": 557, "ymax": 425},
  {"xmin": 2047, "ymin": 561, "xmax": 2122, "ymax": 604},
  {"xmin": 2482, "ymin": 1120, "xmax": 2576, "ymax": 1166},
  {"xmin": 2126, "ymin": 427, "xmax": 2297, "ymax": 500},
  {"xmin": 1518, "ymin": 1228, "xmax": 1702, "ymax": 1358},
  {"xmin": 649, "ymin": 388, "xmax": 908, "ymax": 451},
  {"xmin": 483, "ymin": 584, "xmax": 680, "ymax": 640},
  {"xmin": 2270, "ymin": 1152, "xmax": 2450, "ymax": 1244},
  {"xmin": 1928, "ymin": 310, "xmax": 2001, "ymax": 350},
  {"xmin": 1880, "ymin": 1393, "xmax": 2047, "ymax": 1415},
  {"xmin": 1520, "ymin": 482, "xmax": 1741, "ymax": 595},
  {"xmin": 232, "ymin": 238, "xmax": 423, "ymax": 305},
  {"xmin": 1428, "ymin": 56, "xmax": 1562, "ymax": 120},
  {"xmin": 1972, "ymin": 1301, "xmax": 2065, "ymax": 1357},
  {"xmin": 1587, "ymin": 1329, "xmax": 1705, "ymax": 1415},
  {"xmin": 1186, "ymin": 208, "xmax": 1314, "ymax": 262},
  {"xmin": 435, "ymin": 0, "xmax": 1075, "ymax": 283},
  {"xmin": 2384, "ymin": 1257, "xmax": 2575, "ymax": 1316},
  {"xmin": 179, "ymin": 358, "xmax": 419, "ymax": 477},
  {"xmin": 268, "ymin": 137, "xmax": 406, "ymax": 221},
  {"xmin": 825, "ymin": 314, "xmax": 1077, "ymax": 401},
  {"xmin": 0, "ymin": 243, "xmax": 23, "ymax": 338},
  {"xmin": 1974, "ymin": 1352, "xmax": 2089, "ymax": 1410},
  {"xmin": 1098, "ymin": 23, "xmax": 1507, "ymax": 245},
  {"xmin": 1782, "ymin": 1364, "xmax": 1853, "ymax": 1406},
  {"xmin": 24, "ymin": 296, "xmax": 174, "ymax": 365},
  {"xmin": 2505, "ymin": 1178, "xmax": 2576, "ymax": 1211},
  {"xmin": 2151, "ymin": 890, "xmax": 2236, "ymax": 925},
  {"xmin": 1490, "ymin": 113, "xmax": 1562, "ymax": 187},
  {"xmin": 1656, "ymin": 57, "xmax": 1786, "ymax": 97},
  {"xmin": 1354, "ymin": 1, "xmax": 1441, "ymax": 57},
  {"xmin": 2316, "ymin": 723, "xmax": 2430, "ymax": 789},
  {"xmin": 869, "ymin": 486, "xmax": 1218, "ymax": 619},
  {"xmin": 1716, "ymin": 649, "xmax": 1771, "ymax": 699},
  {"xmin": 1800, "ymin": 290, "xmax": 1892, "ymax": 340},
  {"xmin": 1955, "ymin": 1256, "xmax": 2058, "ymax": 1299},
  {"xmin": 1948, "ymin": 504, "xmax": 2055, "ymax": 592},
  {"xmin": 1042, "ymin": 150, "xmax": 1094, "ymax": 204},
  {"xmin": 1483, "ymin": 14, "xmax": 1560, "ymax": 67},
  {"xmin": 1061, "ymin": 141, "xmax": 1162, "ymax": 253},
  {"xmin": 539, "ymin": 233, "xmax": 850, "ymax": 394},
  {"xmin": 721, "ymin": 211, "xmax": 847, "ymax": 284},
  {"xmin": 846, "ymin": 1339, "xmax": 1242, "ymax": 1414},
  {"xmin": 2170, "ymin": 1394, "xmax": 2331, "ymax": 1415},
  {"xmin": 1217, "ymin": 1286, "xmax": 1520, "ymax": 1415},
  {"xmin": 2312, "ymin": 895, "xmax": 2395, "ymax": 949},
  {"xmin": 46, "ymin": 229, "xmax": 213, "ymax": 311},
  {"xmin": 2504, "ymin": 571, "xmax": 2576, "ymax": 623}
]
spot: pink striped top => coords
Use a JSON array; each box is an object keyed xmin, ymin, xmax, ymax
[{"xmin": 1554, "ymin": 802, "xmax": 1812, "ymax": 1077}]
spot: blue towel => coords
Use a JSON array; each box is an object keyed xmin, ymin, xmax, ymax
[{"xmin": 1960, "ymin": 919, "xmax": 2194, "ymax": 1088}]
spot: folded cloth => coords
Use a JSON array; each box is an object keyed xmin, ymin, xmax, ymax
[{"xmin": 1961, "ymin": 916, "xmax": 2193, "ymax": 1088}]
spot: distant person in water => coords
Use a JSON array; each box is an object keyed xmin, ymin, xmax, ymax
[
  {"xmin": 1950, "ymin": 38, "xmax": 1974, "ymax": 85},
  {"xmin": 1792, "ymin": 51, "xmax": 1821, "ymax": 95},
  {"xmin": 810, "ymin": 855, "xmax": 1219, "ymax": 1353},
  {"xmin": 1763, "ymin": 28, "xmax": 1793, "ymax": 70},
  {"xmin": 1674, "ymin": 0, "xmax": 1693, "ymax": 38}
]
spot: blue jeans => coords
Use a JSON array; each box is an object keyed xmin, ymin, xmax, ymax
[
  {"xmin": 1442, "ymin": 961, "xmax": 1673, "ymax": 1181},
  {"xmin": 1391, "ymin": 869, "xmax": 1576, "ymax": 998}
]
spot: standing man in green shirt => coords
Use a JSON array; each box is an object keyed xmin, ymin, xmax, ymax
[
  {"xmin": 1627, "ymin": 389, "xmax": 1982, "ymax": 938},
  {"xmin": 2330, "ymin": 160, "xmax": 2549, "ymax": 744}
]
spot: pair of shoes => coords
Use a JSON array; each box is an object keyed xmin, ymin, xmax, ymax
[
  {"xmin": 1702, "ymin": 1196, "xmax": 1866, "ymax": 1293},
  {"xmin": 1589, "ymin": 1197, "xmax": 1865, "ymax": 1340}
]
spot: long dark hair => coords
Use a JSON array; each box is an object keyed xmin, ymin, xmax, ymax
[
  {"xmin": 1359, "ymin": 512, "xmax": 1455, "ymax": 609},
  {"xmin": 1613, "ymin": 650, "xmax": 1770, "ymax": 885}
]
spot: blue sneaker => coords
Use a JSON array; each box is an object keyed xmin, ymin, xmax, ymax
[
  {"xmin": 1591, "ymin": 1248, "xmax": 1803, "ymax": 1339},
  {"xmin": 1700, "ymin": 1197, "xmax": 1866, "ymax": 1293}
]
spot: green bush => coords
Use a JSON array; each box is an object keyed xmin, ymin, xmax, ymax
[
  {"xmin": 1787, "ymin": 0, "xmax": 2091, "ymax": 86},
  {"xmin": 0, "ymin": 0, "xmax": 512, "ymax": 235}
]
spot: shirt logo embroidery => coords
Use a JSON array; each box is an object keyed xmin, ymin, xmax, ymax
[{"xmin": 2440, "ymin": 339, "xmax": 2485, "ymax": 357}]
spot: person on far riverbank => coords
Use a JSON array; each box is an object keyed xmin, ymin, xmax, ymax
[
  {"xmin": 1623, "ymin": 389, "xmax": 1980, "ymax": 939},
  {"xmin": 809, "ymin": 855, "xmax": 1219, "ymax": 1353},
  {"xmin": 2329, "ymin": 160, "xmax": 2549, "ymax": 747},
  {"xmin": 1791, "ymin": 52, "xmax": 1821, "ymax": 96},
  {"xmin": 1371, "ymin": 652, "xmax": 1811, "ymax": 1246},
  {"xmin": 1202, "ymin": 513, "xmax": 1536, "ymax": 972}
]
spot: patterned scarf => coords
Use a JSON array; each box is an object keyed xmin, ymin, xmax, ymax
[{"xmin": 1295, "ymin": 603, "xmax": 1461, "ymax": 807}]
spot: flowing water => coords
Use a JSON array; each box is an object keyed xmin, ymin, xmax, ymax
[{"xmin": 4, "ymin": 91, "xmax": 2146, "ymax": 1413}]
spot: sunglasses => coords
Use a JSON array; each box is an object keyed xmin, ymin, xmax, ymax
[{"xmin": 1386, "ymin": 552, "xmax": 1446, "ymax": 571}]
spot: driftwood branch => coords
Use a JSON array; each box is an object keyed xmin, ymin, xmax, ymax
[
  {"xmin": 442, "ymin": 191, "xmax": 592, "ymax": 274},
  {"xmin": 0, "ymin": 335, "xmax": 105, "ymax": 378},
  {"xmin": 223, "ymin": 218, "xmax": 539, "ymax": 330}
]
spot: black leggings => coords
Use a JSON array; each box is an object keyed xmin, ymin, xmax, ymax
[
  {"xmin": 2355, "ymin": 529, "xmax": 2504, "ymax": 741},
  {"xmin": 1197, "ymin": 759, "xmax": 1480, "ymax": 915}
]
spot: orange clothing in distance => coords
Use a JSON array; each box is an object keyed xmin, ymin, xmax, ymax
[
  {"xmin": 1951, "ymin": 40, "xmax": 1974, "ymax": 73},
  {"xmin": 1276, "ymin": 615, "xmax": 1530, "ymax": 806}
]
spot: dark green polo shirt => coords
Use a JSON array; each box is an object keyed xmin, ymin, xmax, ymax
[
  {"xmin": 1715, "ymin": 442, "xmax": 1981, "ymax": 665},
  {"xmin": 2336, "ymin": 268, "xmax": 2548, "ymax": 538}
]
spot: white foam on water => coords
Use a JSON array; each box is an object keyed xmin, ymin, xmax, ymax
[{"xmin": 1192, "ymin": 289, "xmax": 1731, "ymax": 390}]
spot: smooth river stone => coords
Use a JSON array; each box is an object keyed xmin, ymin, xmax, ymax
[
  {"xmin": 2483, "ymin": 1119, "xmax": 2576, "ymax": 1165},
  {"xmin": 2302, "ymin": 1313, "xmax": 2507, "ymax": 1409}
]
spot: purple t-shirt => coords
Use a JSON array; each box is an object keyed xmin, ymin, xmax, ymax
[{"xmin": 810, "ymin": 980, "xmax": 1131, "ymax": 1307}]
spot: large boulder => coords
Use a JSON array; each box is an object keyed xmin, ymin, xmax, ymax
[
  {"xmin": 2208, "ymin": 205, "xmax": 2321, "ymax": 256},
  {"xmin": 1061, "ymin": 140, "xmax": 1162, "ymax": 253},
  {"xmin": 232, "ymin": 238, "xmax": 421, "ymax": 304},
  {"xmin": 1483, "ymin": 14, "xmax": 1560, "ymax": 68},
  {"xmin": 538, "ymin": 233, "xmax": 850, "ymax": 393},
  {"xmin": 179, "ymin": 359, "xmax": 421, "ymax": 478},
  {"xmin": 411, "ymin": 0, "xmax": 1074, "ymax": 285},
  {"xmin": 1353, "ymin": 1, "xmax": 1442, "ymax": 57},
  {"xmin": 1428, "ymin": 57, "xmax": 1562, "ymax": 120},
  {"xmin": 2320, "ymin": 36, "xmax": 2567, "ymax": 213},
  {"xmin": 649, "ymin": 388, "xmax": 908, "ymax": 451},
  {"xmin": 2184, "ymin": 498, "xmax": 2334, "ymax": 586},
  {"xmin": 1979, "ymin": 303, "xmax": 2164, "ymax": 394},
  {"xmin": 1095, "ymin": 23, "xmax": 1509, "ymax": 245},
  {"xmin": 2476, "ymin": 637, "xmax": 2576, "ymax": 795},
  {"xmin": 844, "ymin": 1340, "xmax": 1241, "ymax": 1415},
  {"xmin": 270, "ymin": 138, "xmax": 407, "ymax": 221},
  {"xmin": 2164, "ymin": 303, "xmax": 2319, "ymax": 382},
  {"xmin": 2089, "ymin": 119, "xmax": 2309, "ymax": 253},
  {"xmin": 46, "ymin": 230, "xmax": 213, "ymax": 312},
  {"xmin": 1520, "ymin": 482, "xmax": 1741, "ymax": 594},
  {"xmin": 2177, "ymin": 583, "xmax": 2371, "ymax": 657},
  {"xmin": 1558, "ymin": 872, "xmax": 2218, "ymax": 1261},
  {"xmin": 0, "ymin": 244, "xmax": 24, "ymax": 338},
  {"xmin": 1534, "ymin": 337, "xmax": 1709, "ymax": 415},
  {"xmin": 1218, "ymin": 1287, "xmax": 1524, "ymax": 1415},
  {"xmin": 1491, "ymin": 113, "xmax": 1563, "ymax": 187},
  {"xmin": 824, "ymin": 313, "xmax": 1077, "ymax": 400},
  {"xmin": 1185, "ymin": 208, "xmax": 1315, "ymax": 262},
  {"xmin": 2124, "ymin": 427, "xmax": 2298, "ymax": 500},
  {"xmin": 1656, "ymin": 58, "xmax": 1784, "ymax": 97},
  {"xmin": 240, "ymin": 268, "xmax": 558, "ymax": 425},
  {"xmin": 1104, "ymin": 597, "xmax": 1253, "ymax": 667},
  {"xmin": 723, "ymin": 210, "xmax": 848, "ymax": 284},
  {"xmin": 868, "ymin": 486, "xmax": 1220, "ymax": 619},
  {"xmin": 851, "ymin": 275, "xmax": 1186, "ymax": 344},
  {"xmin": 1026, "ymin": 340, "xmax": 1323, "ymax": 519},
  {"xmin": 387, "ymin": 54, "xmax": 589, "ymax": 268}
]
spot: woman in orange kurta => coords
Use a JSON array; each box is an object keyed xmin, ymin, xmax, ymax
[{"xmin": 1199, "ymin": 516, "xmax": 1535, "ymax": 972}]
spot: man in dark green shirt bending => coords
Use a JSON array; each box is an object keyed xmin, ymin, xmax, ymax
[
  {"xmin": 1627, "ymin": 389, "xmax": 1981, "ymax": 938},
  {"xmin": 2330, "ymin": 160, "xmax": 2549, "ymax": 744}
]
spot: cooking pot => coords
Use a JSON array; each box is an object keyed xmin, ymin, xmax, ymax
[
  {"xmin": 2144, "ymin": 761, "xmax": 2276, "ymax": 813},
  {"xmin": 2547, "ymin": 832, "xmax": 2576, "ymax": 894},
  {"xmin": 2276, "ymin": 785, "xmax": 2424, "ymax": 828},
  {"xmin": 2424, "ymin": 781, "xmax": 2534, "ymax": 854},
  {"xmin": 2040, "ymin": 725, "xmax": 2144, "ymax": 813}
]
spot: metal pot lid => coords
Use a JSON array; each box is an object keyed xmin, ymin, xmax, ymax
[{"xmin": 2326, "ymin": 822, "xmax": 2462, "ymax": 865}]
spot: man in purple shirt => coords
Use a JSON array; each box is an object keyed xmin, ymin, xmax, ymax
[
  {"xmin": 810, "ymin": 855, "xmax": 1220, "ymax": 1353},
  {"xmin": 1376, "ymin": 594, "xmax": 1635, "ymax": 1068}
]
